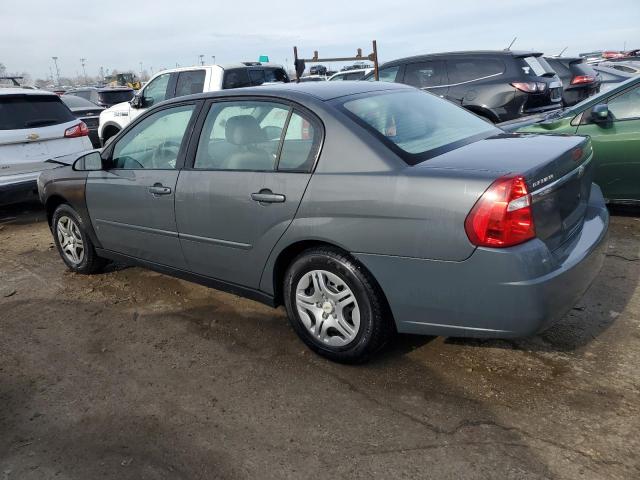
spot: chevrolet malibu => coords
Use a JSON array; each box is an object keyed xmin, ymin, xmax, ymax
[{"xmin": 38, "ymin": 82, "xmax": 609, "ymax": 362}]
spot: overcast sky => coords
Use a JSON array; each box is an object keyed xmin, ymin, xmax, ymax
[{"xmin": 2, "ymin": 0, "xmax": 639, "ymax": 80}]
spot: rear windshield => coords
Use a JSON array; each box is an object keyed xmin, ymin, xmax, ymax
[
  {"xmin": 61, "ymin": 95, "xmax": 100, "ymax": 109},
  {"xmin": 518, "ymin": 56, "xmax": 556, "ymax": 77},
  {"xmin": 340, "ymin": 90, "xmax": 499, "ymax": 165},
  {"xmin": 98, "ymin": 90, "xmax": 134, "ymax": 104},
  {"xmin": 0, "ymin": 95, "xmax": 75, "ymax": 130}
]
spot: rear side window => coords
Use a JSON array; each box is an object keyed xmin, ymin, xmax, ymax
[
  {"xmin": 222, "ymin": 69, "xmax": 251, "ymax": 89},
  {"xmin": 366, "ymin": 66, "xmax": 400, "ymax": 83},
  {"xmin": 447, "ymin": 58, "xmax": 505, "ymax": 84},
  {"xmin": 175, "ymin": 70, "xmax": 206, "ymax": 97},
  {"xmin": 249, "ymin": 69, "xmax": 266, "ymax": 86},
  {"xmin": 278, "ymin": 112, "xmax": 320, "ymax": 171},
  {"xmin": 0, "ymin": 95, "xmax": 75, "ymax": 130},
  {"xmin": 403, "ymin": 61, "xmax": 446, "ymax": 88}
]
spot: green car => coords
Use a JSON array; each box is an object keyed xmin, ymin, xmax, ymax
[{"xmin": 501, "ymin": 76, "xmax": 640, "ymax": 204}]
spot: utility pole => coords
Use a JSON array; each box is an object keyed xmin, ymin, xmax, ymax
[
  {"xmin": 51, "ymin": 56, "xmax": 60, "ymax": 85},
  {"xmin": 139, "ymin": 61, "xmax": 143, "ymax": 80},
  {"xmin": 80, "ymin": 58, "xmax": 87, "ymax": 84},
  {"xmin": 211, "ymin": 55, "xmax": 216, "ymax": 64},
  {"xmin": 199, "ymin": 54, "xmax": 205, "ymax": 66}
]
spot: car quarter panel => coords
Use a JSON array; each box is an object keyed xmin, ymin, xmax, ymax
[
  {"xmin": 353, "ymin": 184, "xmax": 609, "ymax": 337},
  {"xmin": 258, "ymin": 105, "xmax": 498, "ymax": 295}
]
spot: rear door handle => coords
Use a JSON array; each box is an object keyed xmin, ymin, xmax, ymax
[
  {"xmin": 251, "ymin": 190, "xmax": 286, "ymax": 203},
  {"xmin": 148, "ymin": 184, "xmax": 172, "ymax": 196}
]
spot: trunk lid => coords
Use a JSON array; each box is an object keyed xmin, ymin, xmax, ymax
[{"xmin": 418, "ymin": 133, "xmax": 594, "ymax": 253}]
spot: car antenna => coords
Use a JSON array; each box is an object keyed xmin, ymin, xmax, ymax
[
  {"xmin": 293, "ymin": 41, "xmax": 380, "ymax": 82},
  {"xmin": 505, "ymin": 37, "xmax": 517, "ymax": 51}
]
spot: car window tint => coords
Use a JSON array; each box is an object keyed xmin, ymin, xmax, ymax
[
  {"xmin": 278, "ymin": 112, "xmax": 319, "ymax": 172},
  {"xmin": 404, "ymin": 61, "xmax": 445, "ymax": 88},
  {"xmin": 222, "ymin": 69, "xmax": 251, "ymax": 89},
  {"xmin": 111, "ymin": 104, "xmax": 195, "ymax": 170},
  {"xmin": 249, "ymin": 69, "xmax": 266, "ymax": 86},
  {"xmin": 174, "ymin": 70, "xmax": 206, "ymax": 97},
  {"xmin": 608, "ymin": 86, "xmax": 640, "ymax": 120},
  {"xmin": 341, "ymin": 90, "xmax": 499, "ymax": 165},
  {"xmin": 0, "ymin": 95, "xmax": 75, "ymax": 130},
  {"xmin": 142, "ymin": 73, "xmax": 171, "ymax": 107},
  {"xmin": 448, "ymin": 58, "xmax": 505, "ymax": 84},
  {"xmin": 194, "ymin": 101, "xmax": 289, "ymax": 171},
  {"xmin": 329, "ymin": 73, "xmax": 346, "ymax": 81}
]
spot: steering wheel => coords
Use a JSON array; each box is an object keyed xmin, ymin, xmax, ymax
[{"xmin": 151, "ymin": 140, "xmax": 181, "ymax": 168}]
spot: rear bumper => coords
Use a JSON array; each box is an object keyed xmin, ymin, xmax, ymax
[
  {"xmin": 0, "ymin": 176, "xmax": 38, "ymax": 205},
  {"xmin": 355, "ymin": 183, "xmax": 609, "ymax": 338}
]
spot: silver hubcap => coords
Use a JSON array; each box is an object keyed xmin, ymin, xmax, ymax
[
  {"xmin": 56, "ymin": 216, "xmax": 84, "ymax": 265},
  {"xmin": 295, "ymin": 270, "xmax": 361, "ymax": 347}
]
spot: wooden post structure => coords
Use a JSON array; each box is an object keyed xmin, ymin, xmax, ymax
[{"xmin": 292, "ymin": 41, "xmax": 380, "ymax": 81}]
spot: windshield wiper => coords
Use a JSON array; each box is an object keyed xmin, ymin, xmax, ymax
[{"xmin": 24, "ymin": 119, "xmax": 58, "ymax": 127}]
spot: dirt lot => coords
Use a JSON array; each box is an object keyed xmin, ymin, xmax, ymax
[{"xmin": 0, "ymin": 201, "xmax": 639, "ymax": 480}]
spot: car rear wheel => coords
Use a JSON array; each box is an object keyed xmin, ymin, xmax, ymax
[
  {"xmin": 52, "ymin": 204, "xmax": 107, "ymax": 274},
  {"xmin": 283, "ymin": 247, "xmax": 392, "ymax": 363}
]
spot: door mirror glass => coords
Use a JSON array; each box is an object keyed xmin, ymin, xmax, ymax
[
  {"xmin": 591, "ymin": 104, "xmax": 610, "ymax": 123},
  {"xmin": 130, "ymin": 94, "xmax": 143, "ymax": 108},
  {"xmin": 73, "ymin": 151, "xmax": 103, "ymax": 171}
]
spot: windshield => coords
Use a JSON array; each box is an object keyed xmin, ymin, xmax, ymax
[
  {"xmin": 519, "ymin": 56, "xmax": 555, "ymax": 77},
  {"xmin": 98, "ymin": 90, "xmax": 134, "ymax": 104},
  {"xmin": 0, "ymin": 95, "xmax": 75, "ymax": 130},
  {"xmin": 61, "ymin": 95, "xmax": 100, "ymax": 109},
  {"xmin": 340, "ymin": 90, "xmax": 499, "ymax": 164}
]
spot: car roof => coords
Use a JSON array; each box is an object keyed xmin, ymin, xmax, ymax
[
  {"xmin": 0, "ymin": 87, "xmax": 57, "ymax": 96},
  {"xmin": 149, "ymin": 63, "xmax": 286, "ymax": 76},
  {"xmin": 169, "ymin": 80, "xmax": 412, "ymax": 103},
  {"xmin": 382, "ymin": 50, "xmax": 542, "ymax": 66}
]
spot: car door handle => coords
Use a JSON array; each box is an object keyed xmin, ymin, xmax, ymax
[
  {"xmin": 148, "ymin": 184, "xmax": 172, "ymax": 196},
  {"xmin": 251, "ymin": 190, "xmax": 286, "ymax": 203}
]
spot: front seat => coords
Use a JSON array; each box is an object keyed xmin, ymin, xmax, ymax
[{"xmin": 224, "ymin": 115, "xmax": 272, "ymax": 170}]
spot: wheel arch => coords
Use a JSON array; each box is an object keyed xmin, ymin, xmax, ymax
[
  {"xmin": 44, "ymin": 194, "xmax": 68, "ymax": 226},
  {"xmin": 269, "ymin": 240, "xmax": 395, "ymax": 328}
]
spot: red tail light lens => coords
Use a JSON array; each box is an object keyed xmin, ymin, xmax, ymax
[
  {"xmin": 64, "ymin": 122, "xmax": 89, "ymax": 138},
  {"xmin": 511, "ymin": 82, "xmax": 547, "ymax": 93},
  {"xmin": 465, "ymin": 175, "xmax": 535, "ymax": 248},
  {"xmin": 570, "ymin": 75, "xmax": 596, "ymax": 85}
]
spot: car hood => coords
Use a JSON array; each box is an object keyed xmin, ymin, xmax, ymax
[{"xmin": 102, "ymin": 101, "xmax": 131, "ymax": 116}]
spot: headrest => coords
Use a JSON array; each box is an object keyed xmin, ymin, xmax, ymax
[
  {"xmin": 225, "ymin": 115, "xmax": 265, "ymax": 145},
  {"xmin": 392, "ymin": 110, "xmax": 430, "ymax": 142}
]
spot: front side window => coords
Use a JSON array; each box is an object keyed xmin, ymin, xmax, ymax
[
  {"xmin": 607, "ymin": 86, "xmax": 640, "ymax": 120},
  {"xmin": 341, "ymin": 90, "xmax": 499, "ymax": 165},
  {"xmin": 329, "ymin": 73, "xmax": 346, "ymax": 81},
  {"xmin": 142, "ymin": 73, "xmax": 171, "ymax": 107},
  {"xmin": 175, "ymin": 70, "xmax": 206, "ymax": 97},
  {"xmin": 111, "ymin": 104, "xmax": 195, "ymax": 169},
  {"xmin": 404, "ymin": 61, "xmax": 446, "ymax": 88}
]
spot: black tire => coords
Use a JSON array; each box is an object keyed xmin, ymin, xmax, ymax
[
  {"xmin": 51, "ymin": 204, "xmax": 107, "ymax": 274},
  {"xmin": 283, "ymin": 247, "xmax": 392, "ymax": 363}
]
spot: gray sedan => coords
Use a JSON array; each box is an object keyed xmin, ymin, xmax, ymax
[{"xmin": 38, "ymin": 82, "xmax": 609, "ymax": 362}]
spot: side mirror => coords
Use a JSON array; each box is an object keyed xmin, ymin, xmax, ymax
[
  {"xmin": 73, "ymin": 151, "xmax": 103, "ymax": 171},
  {"xmin": 130, "ymin": 94, "xmax": 144, "ymax": 109},
  {"xmin": 591, "ymin": 104, "xmax": 610, "ymax": 123}
]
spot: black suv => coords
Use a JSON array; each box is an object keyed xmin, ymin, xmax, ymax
[
  {"xmin": 366, "ymin": 51, "xmax": 563, "ymax": 122},
  {"xmin": 66, "ymin": 87, "xmax": 135, "ymax": 108},
  {"xmin": 544, "ymin": 57, "xmax": 600, "ymax": 106}
]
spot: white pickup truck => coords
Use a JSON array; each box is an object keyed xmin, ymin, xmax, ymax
[{"xmin": 98, "ymin": 63, "xmax": 289, "ymax": 145}]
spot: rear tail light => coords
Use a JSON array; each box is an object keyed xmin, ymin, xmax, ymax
[
  {"xmin": 511, "ymin": 82, "xmax": 547, "ymax": 93},
  {"xmin": 64, "ymin": 122, "xmax": 89, "ymax": 138},
  {"xmin": 570, "ymin": 75, "xmax": 596, "ymax": 85},
  {"xmin": 464, "ymin": 175, "xmax": 535, "ymax": 248}
]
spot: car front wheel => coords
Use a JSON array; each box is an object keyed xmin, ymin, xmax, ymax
[
  {"xmin": 52, "ymin": 204, "xmax": 106, "ymax": 274},
  {"xmin": 284, "ymin": 247, "xmax": 392, "ymax": 363}
]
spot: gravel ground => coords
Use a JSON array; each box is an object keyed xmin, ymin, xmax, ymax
[{"xmin": 1, "ymin": 201, "xmax": 639, "ymax": 480}]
